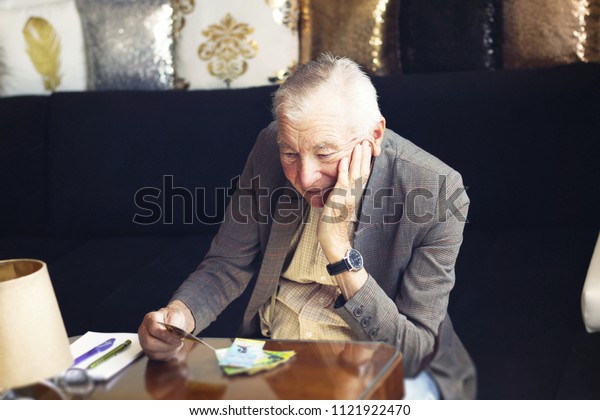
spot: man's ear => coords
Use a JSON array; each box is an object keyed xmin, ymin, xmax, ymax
[{"xmin": 369, "ymin": 117, "xmax": 386, "ymax": 157}]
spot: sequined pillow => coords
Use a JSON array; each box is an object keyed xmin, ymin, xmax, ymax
[
  {"xmin": 299, "ymin": 0, "xmax": 400, "ymax": 76},
  {"xmin": 76, "ymin": 0, "xmax": 175, "ymax": 90},
  {"xmin": 504, "ymin": 0, "xmax": 600, "ymax": 68},
  {"xmin": 174, "ymin": 0, "xmax": 299, "ymax": 89},
  {"xmin": 0, "ymin": 0, "xmax": 86, "ymax": 96},
  {"xmin": 400, "ymin": 0, "xmax": 501, "ymax": 73}
]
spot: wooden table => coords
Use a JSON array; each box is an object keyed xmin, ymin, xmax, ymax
[{"xmin": 89, "ymin": 338, "xmax": 404, "ymax": 400}]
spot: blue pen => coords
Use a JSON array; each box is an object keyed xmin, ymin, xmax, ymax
[{"xmin": 72, "ymin": 338, "xmax": 115, "ymax": 366}]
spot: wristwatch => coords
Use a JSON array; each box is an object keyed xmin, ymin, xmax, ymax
[{"xmin": 326, "ymin": 248, "xmax": 364, "ymax": 276}]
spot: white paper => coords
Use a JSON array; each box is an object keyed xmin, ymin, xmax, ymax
[{"xmin": 69, "ymin": 331, "xmax": 143, "ymax": 381}]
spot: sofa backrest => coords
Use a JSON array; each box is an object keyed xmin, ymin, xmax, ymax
[
  {"xmin": 2, "ymin": 64, "xmax": 599, "ymax": 238},
  {"xmin": 44, "ymin": 87, "xmax": 276, "ymax": 236},
  {"xmin": 0, "ymin": 95, "xmax": 48, "ymax": 235},
  {"xmin": 374, "ymin": 63, "xmax": 600, "ymax": 230}
]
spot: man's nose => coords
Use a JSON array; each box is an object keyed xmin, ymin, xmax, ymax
[{"xmin": 298, "ymin": 159, "xmax": 321, "ymax": 190}]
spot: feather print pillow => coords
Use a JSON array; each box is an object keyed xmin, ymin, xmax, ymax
[
  {"xmin": 0, "ymin": 0, "xmax": 86, "ymax": 96},
  {"xmin": 0, "ymin": 46, "xmax": 5, "ymax": 95}
]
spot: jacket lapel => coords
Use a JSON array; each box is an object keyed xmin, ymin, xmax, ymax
[
  {"xmin": 241, "ymin": 189, "xmax": 304, "ymax": 332},
  {"xmin": 355, "ymin": 131, "xmax": 394, "ymax": 240}
]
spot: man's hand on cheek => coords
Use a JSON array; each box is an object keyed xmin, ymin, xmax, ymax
[{"xmin": 317, "ymin": 141, "xmax": 373, "ymax": 263}]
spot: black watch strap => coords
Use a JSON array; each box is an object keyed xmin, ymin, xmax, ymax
[{"xmin": 326, "ymin": 259, "xmax": 350, "ymax": 276}]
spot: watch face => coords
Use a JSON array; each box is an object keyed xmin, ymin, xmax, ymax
[{"xmin": 347, "ymin": 249, "xmax": 363, "ymax": 271}]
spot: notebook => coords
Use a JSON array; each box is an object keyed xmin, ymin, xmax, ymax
[{"xmin": 69, "ymin": 331, "xmax": 143, "ymax": 381}]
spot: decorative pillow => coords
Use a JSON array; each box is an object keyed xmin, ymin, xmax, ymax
[
  {"xmin": 504, "ymin": 0, "xmax": 600, "ymax": 68},
  {"xmin": 400, "ymin": 0, "xmax": 501, "ymax": 73},
  {"xmin": 0, "ymin": 0, "xmax": 66, "ymax": 9},
  {"xmin": 0, "ymin": 0, "xmax": 86, "ymax": 96},
  {"xmin": 174, "ymin": 0, "xmax": 299, "ymax": 89},
  {"xmin": 0, "ymin": 49, "xmax": 4, "ymax": 95},
  {"xmin": 299, "ymin": 0, "xmax": 400, "ymax": 76},
  {"xmin": 76, "ymin": 0, "xmax": 175, "ymax": 90}
]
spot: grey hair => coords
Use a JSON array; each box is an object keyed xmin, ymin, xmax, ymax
[{"xmin": 272, "ymin": 52, "xmax": 382, "ymax": 138}]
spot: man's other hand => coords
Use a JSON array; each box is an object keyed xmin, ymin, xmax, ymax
[{"xmin": 138, "ymin": 300, "xmax": 195, "ymax": 361}]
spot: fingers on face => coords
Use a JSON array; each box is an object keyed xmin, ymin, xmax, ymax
[
  {"xmin": 337, "ymin": 156, "xmax": 350, "ymax": 187},
  {"xmin": 350, "ymin": 143, "xmax": 362, "ymax": 182},
  {"xmin": 349, "ymin": 141, "xmax": 372, "ymax": 186},
  {"xmin": 361, "ymin": 140, "xmax": 372, "ymax": 176},
  {"xmin": 336, "ymin": 141, "xmax": 372, "ymax": 191}
]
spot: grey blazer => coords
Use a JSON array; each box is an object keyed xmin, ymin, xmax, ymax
[{"xmin": 173, "ymin": 123, "xmax": 477, "ymax": 399}]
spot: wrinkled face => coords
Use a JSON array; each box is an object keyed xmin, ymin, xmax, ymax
[{"xmin": 277, "ymin": 105, "xmax": 364, "ymax": 208}]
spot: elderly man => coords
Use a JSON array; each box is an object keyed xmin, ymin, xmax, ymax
[{"xmin": 138, "ymin": 53, "xmax": 476, "ymax": 399}]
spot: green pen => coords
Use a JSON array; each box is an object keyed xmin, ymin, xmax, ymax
[{"xmin": 87, "ymin": 339, "xmax": 132, "ymax": 369}]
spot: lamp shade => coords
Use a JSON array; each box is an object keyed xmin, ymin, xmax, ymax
[{"xmin": 0, "ymin": 259, "xmax": 73, "ymax": 389}]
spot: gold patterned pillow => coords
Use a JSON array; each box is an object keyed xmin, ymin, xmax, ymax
[
  {"xmin": 504, "ymin": 0, "xmax": 600, "ymax": 68},
  {"xmin": 299, "ymin": 0, "xmax": 401, "ymax": 75},
  {"xmin": 174, "ymin": 0, "xmax": 299, "ymax": 89},
  {"xmin": 0, "ymin": 0, "xmax": 86, "ymax": 96}
]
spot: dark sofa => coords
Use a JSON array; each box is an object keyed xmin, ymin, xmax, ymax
[{"xmin": 1, "ymin": 63, "xmax": 599, "ymax": 399}]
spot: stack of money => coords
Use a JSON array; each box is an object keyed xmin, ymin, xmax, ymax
[{"xmin": 216, "ymin": 338, "xmax": 296, "ymax": 376}]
